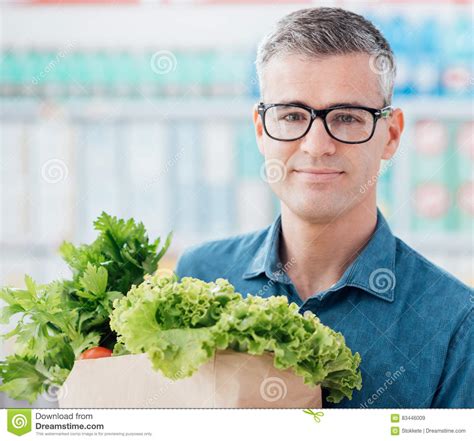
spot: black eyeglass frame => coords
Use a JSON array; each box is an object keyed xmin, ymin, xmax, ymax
[{"xmin": 257, "ymin": 102, "xmax": 393, "ymax": 144}]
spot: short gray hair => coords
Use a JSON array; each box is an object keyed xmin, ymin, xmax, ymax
[{"xmin": 255, "ymin": 7, "xmax": 396, "ymax": 106}]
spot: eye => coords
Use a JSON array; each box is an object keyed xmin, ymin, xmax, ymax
[
  {"xmin": 335, "ymin": 113, "xmax": 357, "ymax": 123},
  {"xmin": 282, "ymin": 112, "xmax": 307, "ymax": 122}
]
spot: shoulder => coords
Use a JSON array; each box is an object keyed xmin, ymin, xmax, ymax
[
  {"xmin": 174, "ymin": 226, "xmax": 269, "ymax": 282},
  {"xmin": 394, "ymin": 237, "xmax": 472, "ymax": 321}
]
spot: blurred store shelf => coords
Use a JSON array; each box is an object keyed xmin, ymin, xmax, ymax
[{"xmin": 0, "ymin": 5, "xmax": 472, "ymax": 289}]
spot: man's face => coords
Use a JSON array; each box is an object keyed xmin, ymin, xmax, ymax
[{"xmin": 253, "ymin": 53, "xmax": 403, "ymax": 223}]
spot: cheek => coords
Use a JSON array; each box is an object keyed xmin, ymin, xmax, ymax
[
  {"xmin": 339, "ymin": 144, "xmax": 379, "ymax": 184},
  {"xmin": 261, "ymin": 140, "xmax": 298, "ymax": 193},
  {"xmin": 262, "ymin": 139, "xmax": 297, "ymax": 163}
]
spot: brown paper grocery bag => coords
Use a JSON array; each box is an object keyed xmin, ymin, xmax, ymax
[{"xmin": 59, "ymin": 350, "xmax": 322, "ymax": 408}]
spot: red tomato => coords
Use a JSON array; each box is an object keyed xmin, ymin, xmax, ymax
[{"xmin": 79, "ymin": 346, "xmax": 113, "ymax": 360}]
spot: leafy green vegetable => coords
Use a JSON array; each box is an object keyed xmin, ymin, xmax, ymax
[
  {"xmin": 60, "ymin": 213, "xmax": 172, "ymax": 294},
  {"xmin": 0, "ymin": 212, "xmax": 171, "ymax": 403},
  {"xmin": 110, "ymin": 274, "xmax": 362, "ymax": 403}
]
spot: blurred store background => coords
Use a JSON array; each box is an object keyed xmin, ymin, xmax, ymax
[{"xmin": 0, "ymin": 0, "xmax": 473, "ymax": 406}]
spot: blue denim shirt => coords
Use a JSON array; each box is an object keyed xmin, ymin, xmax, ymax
[{"xmin": 175, "ymin": 208, "xmax": 473, "ymax": 408}]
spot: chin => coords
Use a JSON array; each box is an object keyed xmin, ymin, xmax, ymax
[
  {"xmin": 276, "ymin": 182, "xmax": 361, "ymax": 222},
  {"xmin": 287, "ymin": 198, "xmax": 350, "ymax": 223}
]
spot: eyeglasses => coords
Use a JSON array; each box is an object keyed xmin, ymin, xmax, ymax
[{"xmin": 257, "ymin": 102, "xmax": 393, "ymax": 144}]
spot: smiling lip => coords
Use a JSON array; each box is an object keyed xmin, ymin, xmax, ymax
[{"xmin": 293, "ymin": 168, "xmax": 344, "ymax": 183}]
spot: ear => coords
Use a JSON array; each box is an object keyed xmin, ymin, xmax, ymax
[
  {"xmin": 253, "ymin": 104, "xmax": 265, "ymax": 156},
  {"xmin": 382, "ymin": 108, "xmax": 404, "ymax": 160}
]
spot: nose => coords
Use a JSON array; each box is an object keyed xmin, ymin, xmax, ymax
[{"xmin": 299, "ymin": 117, "xmax": 337, "ymax": 158}]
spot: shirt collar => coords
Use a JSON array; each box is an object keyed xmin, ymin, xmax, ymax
[{"xmin": 242, "ymin": 207, "xmax": 397, "ymax": 302}]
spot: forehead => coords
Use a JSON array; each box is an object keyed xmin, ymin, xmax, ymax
[{"xmin": 261, "ymin": 53, "xmax": 383, "ymax": 108}]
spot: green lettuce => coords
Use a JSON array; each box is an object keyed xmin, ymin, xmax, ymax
[
  {"xmin": 0, "ymin": 213, "xmax": 171, "ymax": 403},
  {"xmin": 110, "ymin": 274, "xmax": 362, "ymax": 403}
]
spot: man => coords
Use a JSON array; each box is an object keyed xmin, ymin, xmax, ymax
[{"xmin": 175, "ymin": 7, "xmax": 473, "ymax": 408}]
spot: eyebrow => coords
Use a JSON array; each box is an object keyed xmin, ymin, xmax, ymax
[{"xmin": 277, "ymin": 99, "xmax": 369, "ymax": 108}]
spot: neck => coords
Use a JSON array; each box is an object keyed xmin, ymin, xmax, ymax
[{"xmin": 279, "ymin": 198, "xmax": 378, "ymax": 301}]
